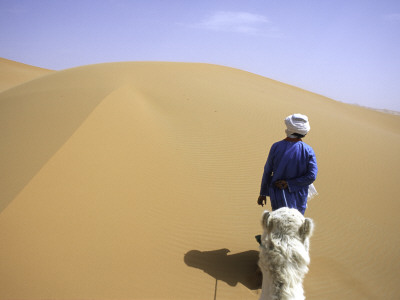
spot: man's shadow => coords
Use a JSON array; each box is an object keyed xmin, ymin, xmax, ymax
[{"xmin": 184, "ymin": 248, "xmax": 262, "ymax": 290}]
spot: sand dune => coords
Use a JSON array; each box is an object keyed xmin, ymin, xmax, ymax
[
  {"xmin": 0, "ymin": 60, "xmax": 399, "ymax": 299},
  {"xmin": 0, "ymin": 58, "xmax": 53, "ymax": 92}
]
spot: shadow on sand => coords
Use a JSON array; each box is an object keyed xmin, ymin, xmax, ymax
[{"xmin": 184, "ymin": 248, "xmax": 262, "ymax": 290}]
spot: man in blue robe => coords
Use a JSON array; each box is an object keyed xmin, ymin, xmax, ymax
[{"xmin": 257, "ymin": 114, "xmax": 318, "ymax": 215}]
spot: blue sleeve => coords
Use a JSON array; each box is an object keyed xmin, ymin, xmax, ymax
[
  {"xmin": 260, "ymin": 145, "xmax": 275, "ymax": 196},
  {"xmin": 287, "ymin": 149, "xmax": 318, "ymax": 192}
]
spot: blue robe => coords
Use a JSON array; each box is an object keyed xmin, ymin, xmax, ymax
[{"xmin": 260, "ymin": 139, "xmax": 318, "ymax": 214}]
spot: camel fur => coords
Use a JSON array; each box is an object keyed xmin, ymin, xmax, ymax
[{"xmin": 258, "ymin": 207, "xmax": 314, "ymax": 300}]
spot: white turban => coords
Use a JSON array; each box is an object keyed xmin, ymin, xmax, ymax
[{"xmin": 285, "ymin": 114, "xmax": 310, "ymax": 137}]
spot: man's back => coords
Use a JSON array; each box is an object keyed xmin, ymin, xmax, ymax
[{"xmin": 269, "ymin": 140, "xmax": 316, "ymax": 184}]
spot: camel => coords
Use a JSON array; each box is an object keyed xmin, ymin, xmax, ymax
[{"xmin": 258, "ymin": 207, "xmax": 314, "ymax": 300}]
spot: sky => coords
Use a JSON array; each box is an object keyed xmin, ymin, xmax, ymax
[{"xmin": 1, "ymin": 0, "xmax": 399, "ymax": 111}]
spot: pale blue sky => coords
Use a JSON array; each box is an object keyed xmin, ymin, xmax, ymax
[{"xmin": 1, "ymin": 0, "xmax": 399, "ymax": 111}]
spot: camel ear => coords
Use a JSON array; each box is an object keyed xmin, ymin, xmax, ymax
[
  {"xmin": 262, "ymin": 211, "xmax": 270, "ymax": 229},
  {"xmin": 299, "ymin": 218, "xmax": 314, "ymax": 239},
  {"xmin": 267, "ymin": 218, "xmax": 274, "ymax": 233}
]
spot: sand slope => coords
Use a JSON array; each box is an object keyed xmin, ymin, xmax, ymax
[
  {"xmin": 0, "ymin": 58, "xmax": 53, "ymax": 92},
  {"xmin": 0, "ymin": 61, "xmax": 399, "ymax": 299}
]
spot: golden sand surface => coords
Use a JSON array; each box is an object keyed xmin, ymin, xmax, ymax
[
  {"xmin": 0, "ymin": 58, "xmax": 53, "ymax": 92},
  {"xmin": 0, "ymin": 60, "xmax": 399, "ymax": 299}
]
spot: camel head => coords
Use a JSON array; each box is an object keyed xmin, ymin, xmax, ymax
[
  {"xmin": 258, "ymin": 208, "xmax": 315, "ymax": 300},
  {"xmin": 261, "ymin": 207, "xmax": 314, "ymax": 244}
]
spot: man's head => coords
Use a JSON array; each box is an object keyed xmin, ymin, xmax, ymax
[{"xmin": 285, "ymin": 114, "xmax": 310, "ymax": 138}]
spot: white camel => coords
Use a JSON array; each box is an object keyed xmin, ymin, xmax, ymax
[{"xmin": 258, "ymin": 207, "xmax": 314, "ymax": 300}]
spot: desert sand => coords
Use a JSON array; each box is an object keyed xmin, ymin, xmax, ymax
[
  {"xmin": 0, "ymin": 59, "xmax": 399, "ymax": 299},
  {"xmin": 0, "ymin": 58, "xmax": 53, "ymax": 92}
]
